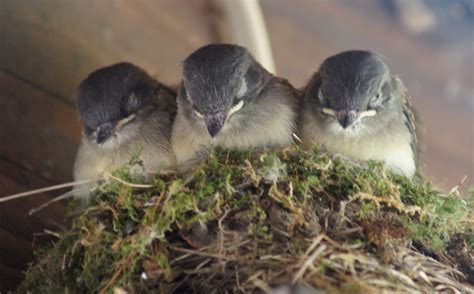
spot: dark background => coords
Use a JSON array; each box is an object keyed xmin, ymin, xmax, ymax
[{"xmin": 0, "ymin": 0, "xmax": 472, "ymax": 290}]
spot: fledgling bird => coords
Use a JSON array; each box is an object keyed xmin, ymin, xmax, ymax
[
  {"xmin": 300, "ymin": 50, "xmax": 418, "ymax": 177},
  {"xmin": 171, "ymin": 44, "xmax": 300, "ymax": 164},
  {"xmin": 73, "ymin": 62, "xmax": 176, "ymax": 200}
]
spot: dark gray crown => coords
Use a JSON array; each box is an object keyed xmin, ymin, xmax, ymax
[
  {"xmin": 182, "ymin": 44, "xmax": 259, "ymax": 113},
  {"xmin": 319, "ymin": 50, "xmax": 389, "ymax": 110},
  {"xmin": 76, "ymin": 62, "xmax": 158, "ymax": 134}
]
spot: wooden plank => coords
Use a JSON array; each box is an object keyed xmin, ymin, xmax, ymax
[
  {"xmin": 0, "ymin": 263, "xmax": 24, "ymax": 292},
  {"xmin": 0, "ymin": 0, "xmax": 213, "ymax": 101},
  {"xmin": 0, "ymin": 159, "xmax": 67, "ymax": 292},
  {"xmin": 0, "ymin": 160, "xmax": 67, "ymax": 241},
  {"xmin": 0, "ymin": 70, "xmax": 81, "ymax": 183},
  {"xmin": 0, "ymin": 72, "xmax": 70, "ymax": 264},
  {"xmin": 0, "ymin": 227, "xmax": 32, "ymax": 269}
]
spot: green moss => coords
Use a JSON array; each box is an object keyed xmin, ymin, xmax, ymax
[
  {"xmin": 394, "ymin": 176, "xmax": 474, "ymax": 250},
  {"xmin": 18, "ymin": 146, "xmax": 473, "ymax": 293}
]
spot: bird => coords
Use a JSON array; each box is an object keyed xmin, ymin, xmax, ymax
[
  {"xmin": 73, "ymin": 62, "xmax": 176, "ymax": 201},
  {"xmin": 171, "ymin": 43, "xmax": 300, "ymax": 164},
  {"xmin": 300, "ymin": 50, "xmax": 418, "ymax": 177}
]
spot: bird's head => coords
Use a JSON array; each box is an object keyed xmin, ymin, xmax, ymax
[
  {"xmin": 309, "ymin": 50, "xmax": 400, "ymax": 134},
  {"xmin": 76, "ymin": 62, "xmax": 158, "ymax": 148},
  {"xmin": 181, "ymin": 43, "xmax": 268, "ymax": 137}
]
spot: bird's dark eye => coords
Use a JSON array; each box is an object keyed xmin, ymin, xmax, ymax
[
  {"xmin": 126, "ymin": 93, "xmax": 140, "ymax": 113},
  {"xmin": 317, "ymin": 88, "xmax": 324, "ymax": 103},
  {"xmin": 236, "ymin": 79, "xmax": 248, "ymax": 98},
  {"xmin": 371, "ymin": 91, "xmax": 382, "ymax": 103},
  {"xmin": 84, "ymin": 126, "xmax": 95, "ymax": 137}
]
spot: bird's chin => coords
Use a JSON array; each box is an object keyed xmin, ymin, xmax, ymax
[
  {"xmin": 328, "ymin": 121, "xmax": 363, "ymax": 137},
  {"xmin": 212, "ymin": 114, "xmax": 242, "ymax": 137},
  {"xmin": 197, "ymin": 110, "xmax": 242, "ymax": 139}
]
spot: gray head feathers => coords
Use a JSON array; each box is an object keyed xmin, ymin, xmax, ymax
[
  {"xmin": 304, "ymin": 50, "xmax": 404, "ymax": 132},
  {"xmin": 180, "ymin": 43, "xmax": 271, "ymax": 137},
  {"xmin": 318, "ymin": 50, "xmax": 391, "ymax": 111},
  {"xmin": 76, "ymin": 62, "xmax": 161, "ymax": 138}
]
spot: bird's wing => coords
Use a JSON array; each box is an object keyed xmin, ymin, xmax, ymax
[
  {"xmin": 272, "ymin": 76, "xmax": 305, "ymax": 117},
  {"xmin": 395, "ymin": 76, "xmax": 419, "ymax": 168},
  {"xmin": 154, "ymin": 82, "xmax": 178, "ymax": 119}
]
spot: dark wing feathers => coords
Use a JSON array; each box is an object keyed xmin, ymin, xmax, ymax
[{"xmin": 395, "ymin": 76, "xmax": 419, "ymax": 168}]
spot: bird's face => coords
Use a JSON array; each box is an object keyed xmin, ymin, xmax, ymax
[
  {"xmin": 81, "ymin": 92, "xmax": 149, "ymax": 149},
  {"xmin": 311, "ymin": 51, "xmax": 398, "ymax": 135},
  {"xmin": 77, "ymin": 62, "xmax": 156, "ymax": 148},
  {"xmin": 181, "ymin": 44, "xmax": 265, "ymax": 138}
]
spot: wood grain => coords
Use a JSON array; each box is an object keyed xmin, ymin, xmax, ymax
[
  {"xmin": 0, "ymin": 263, "xmax": 24, "ymax": 293},
  {"xmin": 0, "ymin": 0, "xmax": 213, "ymax": 102},
  {"xmin": 0, "ymin": 70, "xmax": 81, "ymax": 182}
]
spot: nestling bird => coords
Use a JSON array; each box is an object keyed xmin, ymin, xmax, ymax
[
  {"xmin": 73, "ymin": 62, "xmax": 176, "ymax": 200},
  {"xmin": 171, "ymin": 44, "xmax": 300, "ymax": 164},
  {"xmin": 300, "ymin": 50, "xmax": 418, "ymax": 177}
]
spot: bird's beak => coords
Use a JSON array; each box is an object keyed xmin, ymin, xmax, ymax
[
  {"xmin": 335, "ymin": 110, "xmax": 359, "ymax": 129},
  {"xmin": 204, "ymin": 112, "xmax": 227, "ymax": 138},
  {"xmin": 96, "ymin": 122, "xmax": 116, "ymax": 144}
]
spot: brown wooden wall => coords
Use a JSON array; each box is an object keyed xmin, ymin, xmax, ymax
[
  {"xmin": 0, "ymin": 1, "xmax": 214, "ymax": 290},
  {"xmin": 0, "ymin": 0, "xmax": 472, "ymax": 291}
]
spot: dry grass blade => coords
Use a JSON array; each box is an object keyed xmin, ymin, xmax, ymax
[
  {"xmin": 104, "ymin": 172, "xmax": 154, "ymax": 188},
  {"xmin": 0, "ymin": 179, "xmax": 93, "ymax": 203},
  {"xmin": 29, "ymin": 188, "xmax": 80, "ymax": 215},
  {"xmin": 448, "ymin": 174, "xmax": 468, "ymax": 196},
  {"xmin": 293, "ymin": 239, "xmax": 327, "ymax": 283},
  {"xmin": 170, "ymin": 246, "xmax": 236, "ymax": 261}
]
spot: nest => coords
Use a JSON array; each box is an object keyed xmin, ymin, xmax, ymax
[{"xmin": 18, "ymin": 147, "xmax": 473, "ymax": 293}]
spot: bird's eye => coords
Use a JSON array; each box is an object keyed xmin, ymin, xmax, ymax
[
  {"xmin": 236, "ymin": 79, "xmax": 248, "ymax": 99},
  {"xmin": 84, "ymin": 126, "xmax": 94, "ymax": 137},
  {"xmin": 185, "ymin": 90, "xmax": 195, "ymax": 103},
  {"xmin": 317, "ymin": 88, "xmax": 324, "ymax": 103},
  {"xmin": 371, "ymin": 91, "xmax": 382, "ymax": 103},
  {"xmin": 126, "ymin": 93, "xmax": 140, "ymax": 112}
]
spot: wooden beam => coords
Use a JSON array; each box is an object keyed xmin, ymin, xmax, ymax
[
  {"xmin": 0, "ymin": 70, "xmax": 81, "ymax": 183},
  {"xmin": 0, "ymin": 263, "xmax": 24, "ymax": 292},
  {"xmin": 0, "ymin": 0, "xmax": 213, "ymax": 101}
]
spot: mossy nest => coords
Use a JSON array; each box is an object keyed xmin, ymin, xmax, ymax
[{"xmin": 18, "ymin": 146, "xmax": 473, "ymax": 293}]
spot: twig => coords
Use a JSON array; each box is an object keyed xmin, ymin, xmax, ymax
[
  {"xmin": 169, "ymin": 246, "xmax": 235, "ymax": 261},
  {"xmin": 292, "ymin": 132, "xmax": 303, "ymax": 144},
  {"xmin": 250, "ymin": 278, "xmax": 272, "ymax": 293},
  {"xmin": 245, "ymin": 271, "xmax": 271, "ymax": 292},
  {"xmin": 42, "ymin": 229, "xmax": 62, "ymax": 239},
  {"xmin": 104, "ymin": 172, "xmax": 154, "ymax": 188},
  {"xmin": 29, "ymin": 188, "xmax": 80, "ymax": 215},
  {"xmin": 292, "ymin": 244, "xmax": 327, "ymax": 283},
  {"xmin": 0, "ymin": 179, "xmax": 93, "ymax": 203},
  {"xmin": 99, "ymin": 256, "xmax": 130, "ymax": 294},
  {"xmin": 218, "ymin": 207, "xmax": 231, "ymax": 255},
  {"xmin": 300, "ymin": 234, "xmax": 325, "ymax": 261},
  {"xmin": 448, "ymin": 175, "xmax": 468, "ymax": 196}
]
